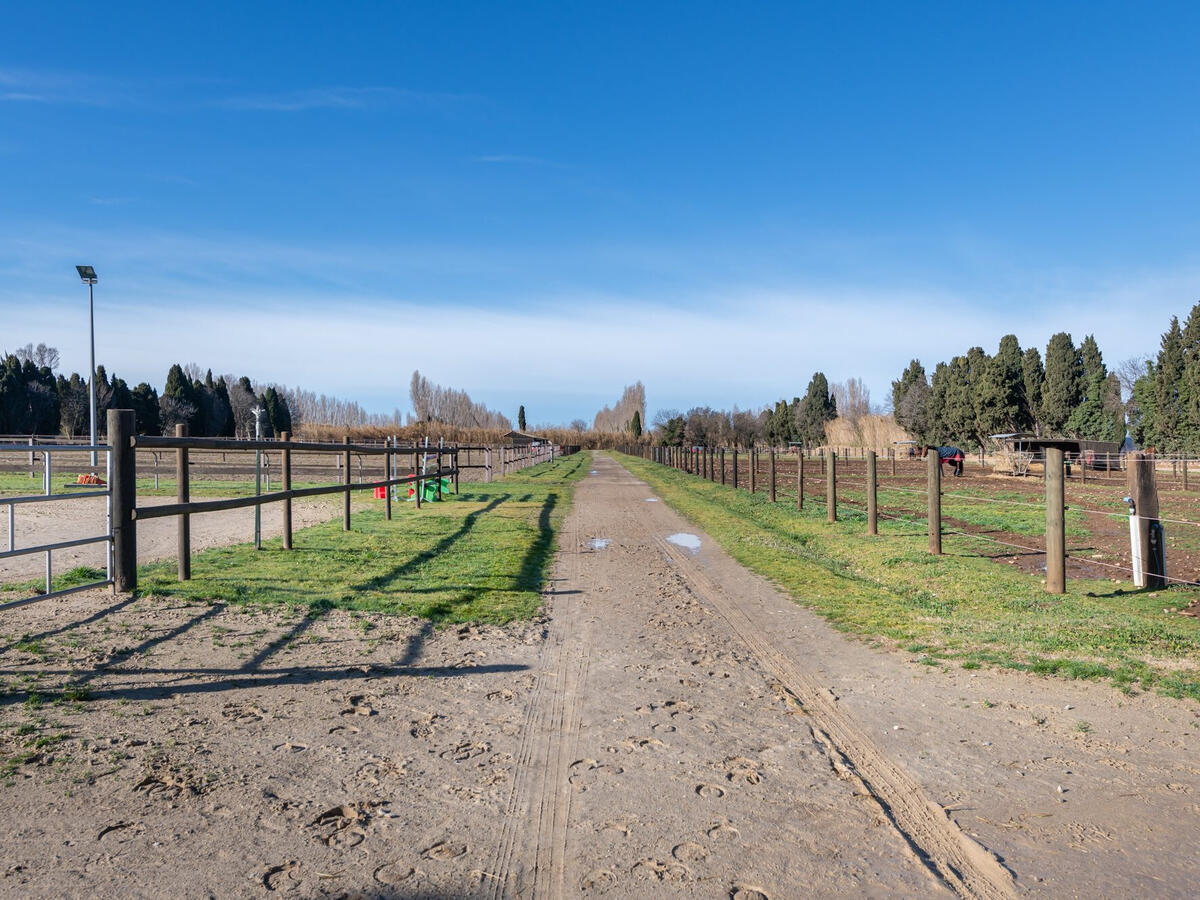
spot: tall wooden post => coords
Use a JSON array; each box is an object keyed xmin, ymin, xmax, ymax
[
  {"xmin": 175, "ymin": 424, "xmax": 190, "ymax": 580},
  {"xmin": 720, "ymin": 449, "xmax": 726, "ymax": 485},
  {"xmin": 436, "ymin": 448, "xmax": 443, "ymax": 500},
  {"xmin": 769, "ymin": 449, "xmax": 776, "ymax": 503},
  {"xmin": 797, "ymin": 450, "xmax": 804, "ymax": 510},
  {"xmin": 109, "ymin": 409, "xmax": 137, "ymax": 593},
  {"xmin": 732, "ymin": 450, "xmax": 738, "ymax": 490},
  {"xmin": 1128, "ymin": 452, "xmax": 1164, "ymax": 588},
  {"xmin": 891, "ymin": 448, "xmax": 897, "ymax": 477},
  {"xmin": 928, "ymin": 451, "xmax": 942, "ymax": 555},
  {"xmin": 750, "ymin": 450, "xmax": 756, "ymax": 493},
  {"xmin": 281, "ymin": 431, "xmax": 294, "ymax": 546},
  {"xmin": 343, "ymin": 437, "xmax": 352, "ymax": 530},
  {"xmin": 384, "ymin": 436, "xmax": 393, "ymax": 520},
  {"xmin": 867, "ymin": 450, "xmax": 878, "ymax": 535},
  {"xmin": 416, "ymin": 449, "xmax": 423, "ymax": 509},
  {"xmin": 1184, "ymin": 458, "xmax": 1190, "ymax": 492},
  {"xmin": 1045, "ymin": 447, "xmax": 1065, "ymax": 593},
  {"xmin": 826, "ymin": 449, "xmax": 837, "ymax": 523}
]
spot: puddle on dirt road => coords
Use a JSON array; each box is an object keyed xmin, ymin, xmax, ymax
[
  {"xmin": 588, "ymin": 538, "xmax": 611, "ymax": 550},
  {"xmin": 644, "ymin": 498, "xmax": 659, "ymax": 502},
  {"xmin": 666, "ymin": 533, "xmax": 701, "ymax": 554},
  {"xmin": 589, "ymin": 470, "xmax": 600, "ymax": 475}
]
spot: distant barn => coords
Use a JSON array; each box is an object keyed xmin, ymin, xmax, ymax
[
  {"xmin": 504, "ymin": 430, "xmax": 540, "ymax": 448},
  {"xmin": 990, "ymin": 433, "xmax": 1122, "ymax": 475}
]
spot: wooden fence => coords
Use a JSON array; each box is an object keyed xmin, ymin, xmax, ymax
[{"xmin": 618, "ymin": 443, "xmax": 1175, "ymax": 595}]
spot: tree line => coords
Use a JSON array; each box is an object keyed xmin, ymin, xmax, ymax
[
  {"xmin": 0, "ymin": 348, "xmax": 299, "ymax": 437},
  {"xmin": 654, "ymin": 372, "xmax": 839, "ymax": 448},
  {"xmin": 890, "ymin": 330, "xmax": 1128, "ymax": 451},
  {"xmin": 1129, "ymin": 302, "xmax": 1200, "ymax": 452}
]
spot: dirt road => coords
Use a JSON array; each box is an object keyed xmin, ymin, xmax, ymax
[{"xmin": 1, "ymin": 452, "xmax": 1198, "ymax": 897}]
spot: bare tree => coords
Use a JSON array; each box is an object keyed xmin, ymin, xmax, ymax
[
  {"xmin": 1116, "ymin": 356, "xmax": 1152, "ymax": 403},
  {"xmin": 408, "ymin": 370, "xmax": 511, "ymax": 430},
  {"xmin": 13, "ymin": 343, "xmax": 61, "ymax": 370},
  {"xmin": 182, "ymin": 362, "xmax": 205, "ymax": 383},
  {"xmin": 593, "ymin": 382, "xmax": 646, "ymax": 433},
  {"xmin": 830, "ymin": 378, "xmax": 871, "ymax": 425},
  {"xmin": 158, "ymin": 396, "xmax": 197, "ymax": 431}
]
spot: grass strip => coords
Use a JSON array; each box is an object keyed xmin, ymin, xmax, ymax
[
  {"xmin": 124, "ymin": 451, "xmax": 587, "ymax": 624},
  {"xmin": 616, "ymin": 452, "xmax": 1200, "ymax": 701}
]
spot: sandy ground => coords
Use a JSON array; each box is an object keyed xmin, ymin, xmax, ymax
[
  {"xmin": 0, "ymin": 453, "xmax": 1198, "ymax": 897},
  {"xmin": 1, "ymin": 496, "xmax": 340, "ymax": 582}
]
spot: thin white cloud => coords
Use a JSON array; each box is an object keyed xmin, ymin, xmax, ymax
[
  {"xmin": 213, "ymin": 86, "xmax": 476, "ymax": 112},
  {"xmin": 0, "ymin": 67, "xmax": 132, "ymax": 106},
  {"xmin": 475, "ymin": 154, "xmax": 566, "ymax": 168}
]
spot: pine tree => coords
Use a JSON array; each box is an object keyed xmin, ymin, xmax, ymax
[
  {"xmin": 975, "ymin": 335, "xmax": 1026, "ymax": 439},
  {"xmin": 1154, "ymin": 317, "xmax": 1185, "ymax": 450},
  {"xmin": 163, "ymin": 363, "xmax": 199, "ymax": 431},
  {"xmin": 796, "ymin": 373, "xmax": 837, "ymax": 448},
  {"xmin": 518, "ymin": 405, "xmax": 527, "ymax": 431},
  {"xmin": 630, "ymin": 410, "xmax": 642, "ymax": 438},
  {"xmin": 1042, "ymin": 333, "xmax": 1083, "ymax": 435},
  {"xmin": 131, "ymin": 383, "xmax": 161, "ymax": 435},
  {"xmin": 891, "ymin": 359, "xmax": 932, "ymax": 441},
  {"xmin": 1020, "ymin": 347, "xmax": 1045, "ymax": 435}
]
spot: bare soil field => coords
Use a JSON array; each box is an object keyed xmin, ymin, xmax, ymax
[
  {"xmin": 0, "ymin": 495, "xmax": 341, "ymax": 582},
  {"xmin": 0, "ymin": 453, "xmax": 1198, "ymax": 897}
]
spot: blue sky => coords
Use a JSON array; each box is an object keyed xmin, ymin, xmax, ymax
[{"xmin": 2, "ymin": 2, "xmax": 1199, "ymax": 425}]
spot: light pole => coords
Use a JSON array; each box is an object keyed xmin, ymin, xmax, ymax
[{"xmin": 75, "ymin": 266, "xmax": 99, "ymax": 467}]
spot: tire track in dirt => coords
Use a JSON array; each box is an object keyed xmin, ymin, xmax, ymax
[
  {"xmin": 484, "ymin": 511, "xmax": 590, "ymax": 899},
  {"xmin": 604, "ymin": 454, "xmax": 1016, "ymax": 900}
]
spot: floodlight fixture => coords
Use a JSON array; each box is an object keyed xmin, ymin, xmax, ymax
[{"xmin": 76, "ymin": 265, "xmax": 97, "ymax": 284}]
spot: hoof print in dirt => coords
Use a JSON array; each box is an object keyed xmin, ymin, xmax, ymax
[
  {"xmin": 438, "ymin": 740, "xmax": 490, "ymax": 762},
  {"xmin": 421, "ymin": 840, "xmax": 467, "ymax": 861},
  {"xmin": 723, "ymin": 756, "xmax": 763, "ymax": 785},
  {"xmin": 632, "ymin": 858, "xmax": 691, "ymax": 882},
  {"xmin": 373, "ymin": 862, "xmax": 417, "ymax": 885},
  {"xmin": 731, "ymin": 886, "xmax": 770, "ymax": 900},
  {"xmin": 568, "ymin": 758, "xmax": 624, "ymax": 791},
  {"xmin": 581, "ymin": 868, "xmax": 617, "ymax": 890},
  {"xmin": 707, "ymin": 820, "xmax": 741, "ymax": 841},
  {"xmin": 696, "ymin": 783, "xmax": 726, "ymax": 799},
  {"xmin": 262, "ymin": 861, "xmax": 302, "ymax": 893},
  {"xmin": 341, "ymin": 695, "xmax": 376, "ymax": 717},
  {"xmin": 96, "ymin": 820, "xmax": 139, "ymax": 842},
  {"xmin": 672, "ymin": 841, "xmax": 709, "ymax": 863},
  {"xmin": 307, "ymin": 802, "xmax": 379, "ymax": 848},
  {"xmin": 221, "ymin": 702, "xmax": 265, "ymax": 724}
]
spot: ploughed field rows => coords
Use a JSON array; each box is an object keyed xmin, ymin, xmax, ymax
[{"xmin": 702, "ymin": 454, "xmax": 1200, "ymax": 589}]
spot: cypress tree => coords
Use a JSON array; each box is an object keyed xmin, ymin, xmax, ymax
[
  {"xmin": 1041, "ymin": 333, "xmax": 1083, "ymax": 435},
  {"xmin": 630, "ymin": 410, "xmax": 642, "ymax": 439},
  {"xmin": 1021, "ymin": 347, "xmax": 1045, "ymax": 435},
  {"xmin": 1153, "ymin": 318, "xmax": 1185, "ymax": 449},
  {"xmin": 518, "ymin": 405, "xmax": 526, "ymax": 431},
  {"xmin": 975, "ymin": 335, "xmax": 1025, "ymax": 438},
  {"xmin": 891, "ymin": 359, "xmax": 931, "ymax": 443},
  {"xmin": 797, "ymin": 372, "xmax": 837, "ymax": 448},
  {"xmin": 131, "ymin": 383, "xmax": 161, "ymax": 435}
]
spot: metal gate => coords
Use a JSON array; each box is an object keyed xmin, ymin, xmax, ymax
[{"xmin": 0, "ymin": 442, "xmax": 113, "ymax": 609}]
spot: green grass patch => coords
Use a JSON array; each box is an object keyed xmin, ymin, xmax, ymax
[
  {"xmin": 0, "ymin": 470, "xmax": 341, "ymax": 499},
  {"xmin": 2, "ymin": 566, "xmax": 107, "ymax": 595},
  {"xmin": 136, "ymin": 452, "xmax": 589, "ymax": 624},
  {"xmin": 616, "ymin": 452, "xmax": 1200, "ymax": 701}
]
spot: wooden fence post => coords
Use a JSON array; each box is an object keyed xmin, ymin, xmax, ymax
[
  {"xmin": 436, "ymin": 448, "xmax": 443, "ymax": 500},
  {"xmin": 891, "ymin": 448, "xmax": 897, "ymax": 477},
  {"xmin": 720, "ymin": 449, "xmax": 726, "ymax": 485},
  {"xmin": 750, "ymin": 449, "xmax": 756, "ymax": 493},
  {"xmin": 1128, "ymin": 452, "xmax": 1164, "ymax": 588},
  {"xmin": 416, "ymin": 449, "xmax": 423, "ymax": 509},
  {"xmin": 1045, "ymin": 447, "xmax": 1065, "ymax": 593},
  {"xmin": 867, "ymin": 450, "xmax": 878, "ymax": 535},
  {"xmin": 732, "ymin": 450, "xmax": 738, "ymax": 490},
  {"xmin": 769, "ymin": 449, "xmax": 776, "ymax": 503},
  {"xmin": 797, "ymin": 450, "xmax": 804, "ymax": 510},
  {"xmin": 175, "ymin": 423, "xmax": 190, "ymax": 580},
  {"xmin": 826, "ymin": 449, "xmax": 837, "ymax": 523},
  {"xmin": 384, "ymin": 436, "xmax": 393, "ymax": 520},
  {"xmin": 281, "ymin": 431, "xmax": 294, "ymax": 546},
  {"xmin": 1184, "ymin": 457, "xmax": 1190, "ymax": 492},
  {"xmin": 343, "ymin": 437, "xmax": 352, "ymax": 530},
  {"xmin": 109, "ymin": 409, "xmax": 137, "ymax": 593},
  {"xmin": 928, "ymin": 450, "xmax": 942, "ymax": 555}
]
